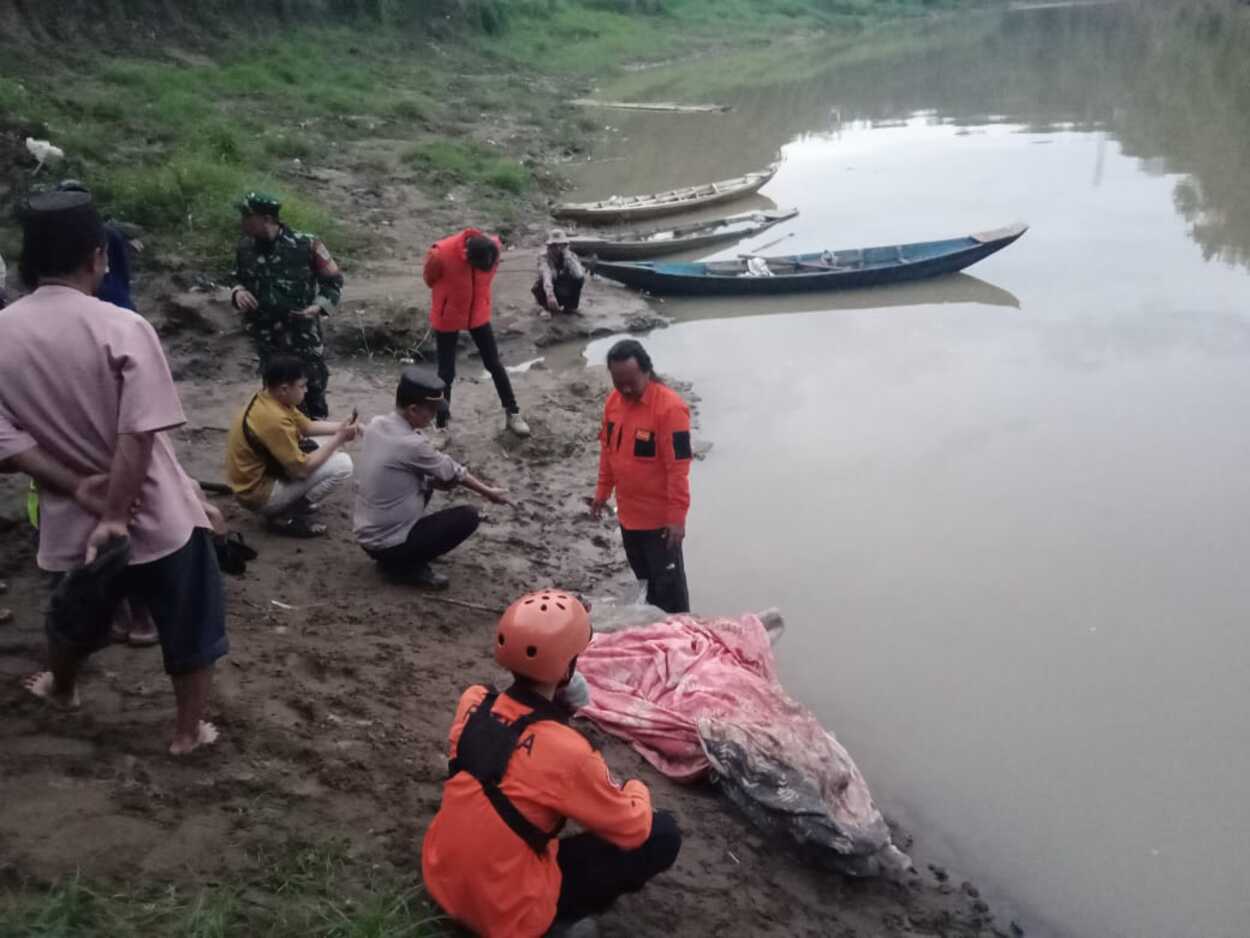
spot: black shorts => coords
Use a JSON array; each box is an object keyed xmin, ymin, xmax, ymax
[{"xmin": 47, "ymin": 528, "xmax": 228, "ymax": 675}]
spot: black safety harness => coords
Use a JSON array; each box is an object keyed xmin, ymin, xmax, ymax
[{"xmin": 447, "ymin": 684, "xmax": 569, "ymax": 854}]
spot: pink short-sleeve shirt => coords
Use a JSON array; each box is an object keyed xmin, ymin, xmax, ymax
[{"xmin": 0, "ymin": 285, "xmax": 209, "ymax": 571}]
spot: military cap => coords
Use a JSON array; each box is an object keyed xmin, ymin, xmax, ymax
[
  {"xmin": 237, "ymin": 191, "xmax": 282, "ymax": 217},
  {"xmin": 397, "ymin": 365, "xmax": 446, "ymax": 404}
]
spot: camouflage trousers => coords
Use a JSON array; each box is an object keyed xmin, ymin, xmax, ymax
[{"xmin": 250, "ymin": 313, "xmax": 331, "ymax": 419}]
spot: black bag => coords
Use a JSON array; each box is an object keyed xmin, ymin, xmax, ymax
[{"xmin": 214, "ymin": 531, "xmax": 258, "ymax": 576}]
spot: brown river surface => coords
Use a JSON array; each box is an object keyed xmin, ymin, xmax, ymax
[{"xmin": 569, "ymin": 5, "xmax": 1250, "ymax": 938}]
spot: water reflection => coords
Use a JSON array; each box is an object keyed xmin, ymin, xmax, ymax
[
  {"xmin": 572, "ymin": 6, "xmax": 1250, "ymax": 938},
  {"xmin": 600, "ymin": 273, "xmax": 1022, "ymax": 324},
  {"xmin": 579, "ymin": 3, "xmax": 1250, "ymax": 270}
]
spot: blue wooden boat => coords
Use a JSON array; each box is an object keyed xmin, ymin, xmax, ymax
[{"xmin": 591, "ymin": 223, "xmax": 1028, "ymax": 296}]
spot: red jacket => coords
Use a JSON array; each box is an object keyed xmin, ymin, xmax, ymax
[
  {"xmin": 423, "ymin": 228, "xmax": 501, "ymax": 332},
  {"xmin": 595, "ymin": 381, "xmax": 693, "ymax": 531}
]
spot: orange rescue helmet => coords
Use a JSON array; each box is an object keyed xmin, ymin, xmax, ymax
[{"xmin": 495, "ymin": 589, "xmax": 592, "ymax": 684}]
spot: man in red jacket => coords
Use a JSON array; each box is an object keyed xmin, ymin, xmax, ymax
[
  {"xmin": 422, "ymin": 228, "xmax": 530, "ymax": 437},
  {"xmin": 591, "ymin": 340, "xmax": 693, "ymax": 614}
]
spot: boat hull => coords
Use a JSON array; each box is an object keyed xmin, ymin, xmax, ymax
[
  {"xmin": 568, "ymin": 210, "xmax": 797, "ymax": 261},
  {"xmin": 592, "ymin": 225, "xmax": 1028, "ymax": 296},
  {"xmin": 553, "ymin": 167, "xmax": 776, "ymax": 224}
]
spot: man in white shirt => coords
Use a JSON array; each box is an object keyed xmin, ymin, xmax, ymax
[{"xmin": 353, "ymin": 366, "xmax": 509, "ymax": 589}]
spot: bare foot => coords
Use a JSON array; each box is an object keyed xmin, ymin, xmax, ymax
[
  {"xmin": 169, "ymin": 720, "xmax": 219, "ymax": 756},
  {"xmin": 21, "ymin": 671, "xmax": 80, "ymax": 710}
]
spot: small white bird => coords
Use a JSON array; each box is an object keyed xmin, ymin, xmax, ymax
[{"xmin": 26, "ymin": 137, "xmax": 66, "ymax": 175}]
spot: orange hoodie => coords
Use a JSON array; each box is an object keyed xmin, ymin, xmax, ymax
[
  {"xmin": 594, "ymin": 381, "xmax": 693, "ymax": 531},
  {"xmin": 422, "ymin": 685, "xmax": 653, "ymax": 938},
  {"xmin": 423, "ymin": 228, "xmax": 501, "ymax": 332}
]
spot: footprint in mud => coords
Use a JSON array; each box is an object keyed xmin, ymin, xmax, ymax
[
  {"xmin": 283, "ymin": 651, "xmax": 344, "ymax": 689},
  {"xmin": 261, "ymin": 698, "xmax": 306, "ymax": 728}
]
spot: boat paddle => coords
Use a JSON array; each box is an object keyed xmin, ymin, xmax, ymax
[{"xmin": 741, "ymin": 231, "xmax": 795, "ymax": 257}]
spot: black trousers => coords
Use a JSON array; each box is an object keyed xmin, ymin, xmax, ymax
[
  {"xmin": 435, "ymin": 323, "xmax": 518, "ymax": 423},
  {"xmin": 365, "ymin": 505, "xmax": 480, "ymax": 574},
  {"xmin": 555, "ymin": 811, "xmax": 682, "ymax": 924},
  {"xmin": 621, "ymin": 528, "xmax": 690, "ymax": 614},
  {"xmin": 532, "ymin": 272, "xmax": 585, "ymax": 312}
]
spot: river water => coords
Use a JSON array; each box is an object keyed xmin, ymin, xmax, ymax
[{"xmin": 571, "ymin": 6, "xmax": 1250, "ymax": 938}]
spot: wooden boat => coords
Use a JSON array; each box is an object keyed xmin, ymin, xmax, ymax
[
  {"xmin": 591, "ymin": 224, "xmax": 1029, "ymax": 296},
  {"xmin": 568, "ymin": 209, "xmax": 798, "ymax": 261},
  {"xmin": 571, "ymin": 99, "xmax": 731, "ymax": 114},
  {"xmin": 553, "ymin": 166, "xmax": 777, "ymax": 224}
]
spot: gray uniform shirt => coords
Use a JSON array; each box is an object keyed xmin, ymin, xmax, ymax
[{"xmin": 352, "ymin": 411, "xmax": 466, "ymax": 550}]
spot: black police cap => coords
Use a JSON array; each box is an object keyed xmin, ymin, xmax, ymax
[
  {"xmin": 398, "ymin": 365, "xmax": 446, "ymax": 403},
  {"xmin": 23, "ymin": 190, "xmax": 94, "ymax": 217}
]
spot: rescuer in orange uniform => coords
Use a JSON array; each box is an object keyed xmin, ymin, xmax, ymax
[
  {"xmin": 422, "ymin": 590, "xmax": 681, "ymax": 937},
  {"xmin": 591, "ymin": 340, "xmax": 693, "ymax": 614},
  {"xmin": 422, "ymin": 227, "xmax": 530, "ymax": 437}
]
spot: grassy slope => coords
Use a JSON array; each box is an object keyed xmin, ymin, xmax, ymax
[
  {"xmin": 0, "ymin": 28, "xmax": 544, "ymax": 269},
  {"xmin": 0, "ymin": 0, "xmax": 988, "ymax": 273}
]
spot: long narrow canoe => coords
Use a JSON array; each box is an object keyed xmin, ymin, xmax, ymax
[
  {"xmin": 591, "ymin": 224, "xmax": 1029, "ymax": 296},
  {"xmin": 568, "ymin": 209, "xmax": 798, "ymax": 261},
  {"xmin": 553, "ymin": 166, "xmax": 777, "ymax": 224},
  {"xmin": 571, "ymin": 99, "xmax": 731, "ymax": 114}
]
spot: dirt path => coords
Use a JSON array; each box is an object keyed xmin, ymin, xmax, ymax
[{"xmin": 0, "ymin": 150, "xmax": 1014, "ymax": 937}]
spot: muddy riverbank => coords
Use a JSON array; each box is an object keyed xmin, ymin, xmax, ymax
[{"xmin": 0, "ymin": 22, "xmax": 1021, "ymax": 938}]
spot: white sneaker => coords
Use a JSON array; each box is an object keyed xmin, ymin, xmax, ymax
[{"xmin": 507, "ymin": 413, "xmax": 531, "ymax": 437}]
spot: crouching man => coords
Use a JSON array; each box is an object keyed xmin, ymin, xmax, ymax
[
  {"xmin": 225, "ymin": 356, "xmax": 357, "ymax": 537},
  {"xmin": 353, "ymin": 366, "xmax": 508, "ymax": 590},
  {"xmin": 422, "ymin": 590, "xmax": 682, "ymax": 937}
]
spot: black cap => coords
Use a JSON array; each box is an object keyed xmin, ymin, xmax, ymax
[
  {"xmin": 397, "ymin": 365, "xmax": 446, "ymax": 406},
  {"xmin": 23, "ymin": 190, "xmax": 95, "ymax": 218}
]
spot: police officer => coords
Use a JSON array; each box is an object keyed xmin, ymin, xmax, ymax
[{"xmin": 230, "ymin": 192, "xmax": 343, "ymax": 420}]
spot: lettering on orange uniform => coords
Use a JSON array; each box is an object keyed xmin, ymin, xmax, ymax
[
  {"xmin": 636, "ymin": 429, "xmax": 653, "ymax": 442},
  {"xmin": 517, "ymin": 734, "xmax": 536, "ymax": 756}
]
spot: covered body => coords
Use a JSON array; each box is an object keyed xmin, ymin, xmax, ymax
[{"xmin": 577, "ymin": 613, "xmax": 909, "ymax": 876}]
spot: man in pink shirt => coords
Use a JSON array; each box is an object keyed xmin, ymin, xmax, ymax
[{"xmin": 0, "ymin": 191, "xmax": 227, "ymax": 756}]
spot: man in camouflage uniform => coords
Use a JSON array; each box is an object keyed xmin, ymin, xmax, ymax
[{"xmin": 230, "ymin": 192, "xmax": 343, "ymax": 419}]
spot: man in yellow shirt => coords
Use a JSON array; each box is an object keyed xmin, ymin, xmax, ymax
[{"xmin": 226, "ymin": 356, "xmax": 358, "ymax": 537}]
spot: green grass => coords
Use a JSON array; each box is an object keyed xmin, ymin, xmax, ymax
[
  {"xmin": 387, "ymin": 94, "xmax": 437, "ymax": 125},
  {"xmin": 0, "ymin": 842, "xmax": 450, "ymax": 938},
  {"xmin": 402, "ymin": 139, "xmax": 532, "ymax": 194},
  {"xmin": 0, "ymin": 2, "xmax": 990, "ymax": 270},
  {"xmin": 265, "ymin": 132, "xmax": 317, "ymax": 160}
]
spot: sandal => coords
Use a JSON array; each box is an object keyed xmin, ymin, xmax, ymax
[{"xmin": 267, "ymin": 516, "xmax": 327, "ymax": 538}]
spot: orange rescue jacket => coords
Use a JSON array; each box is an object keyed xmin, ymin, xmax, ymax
[
  {"xmin": 423, "ymin": 228, "xmax": 501, "ymax": 332},
  {"xmin": 422, "ymin": 685, "xmax": 653, "ymax": 938},
  {"xmin": 594, "ymin": 381, "xmax": 693, "ymax": 531}
]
